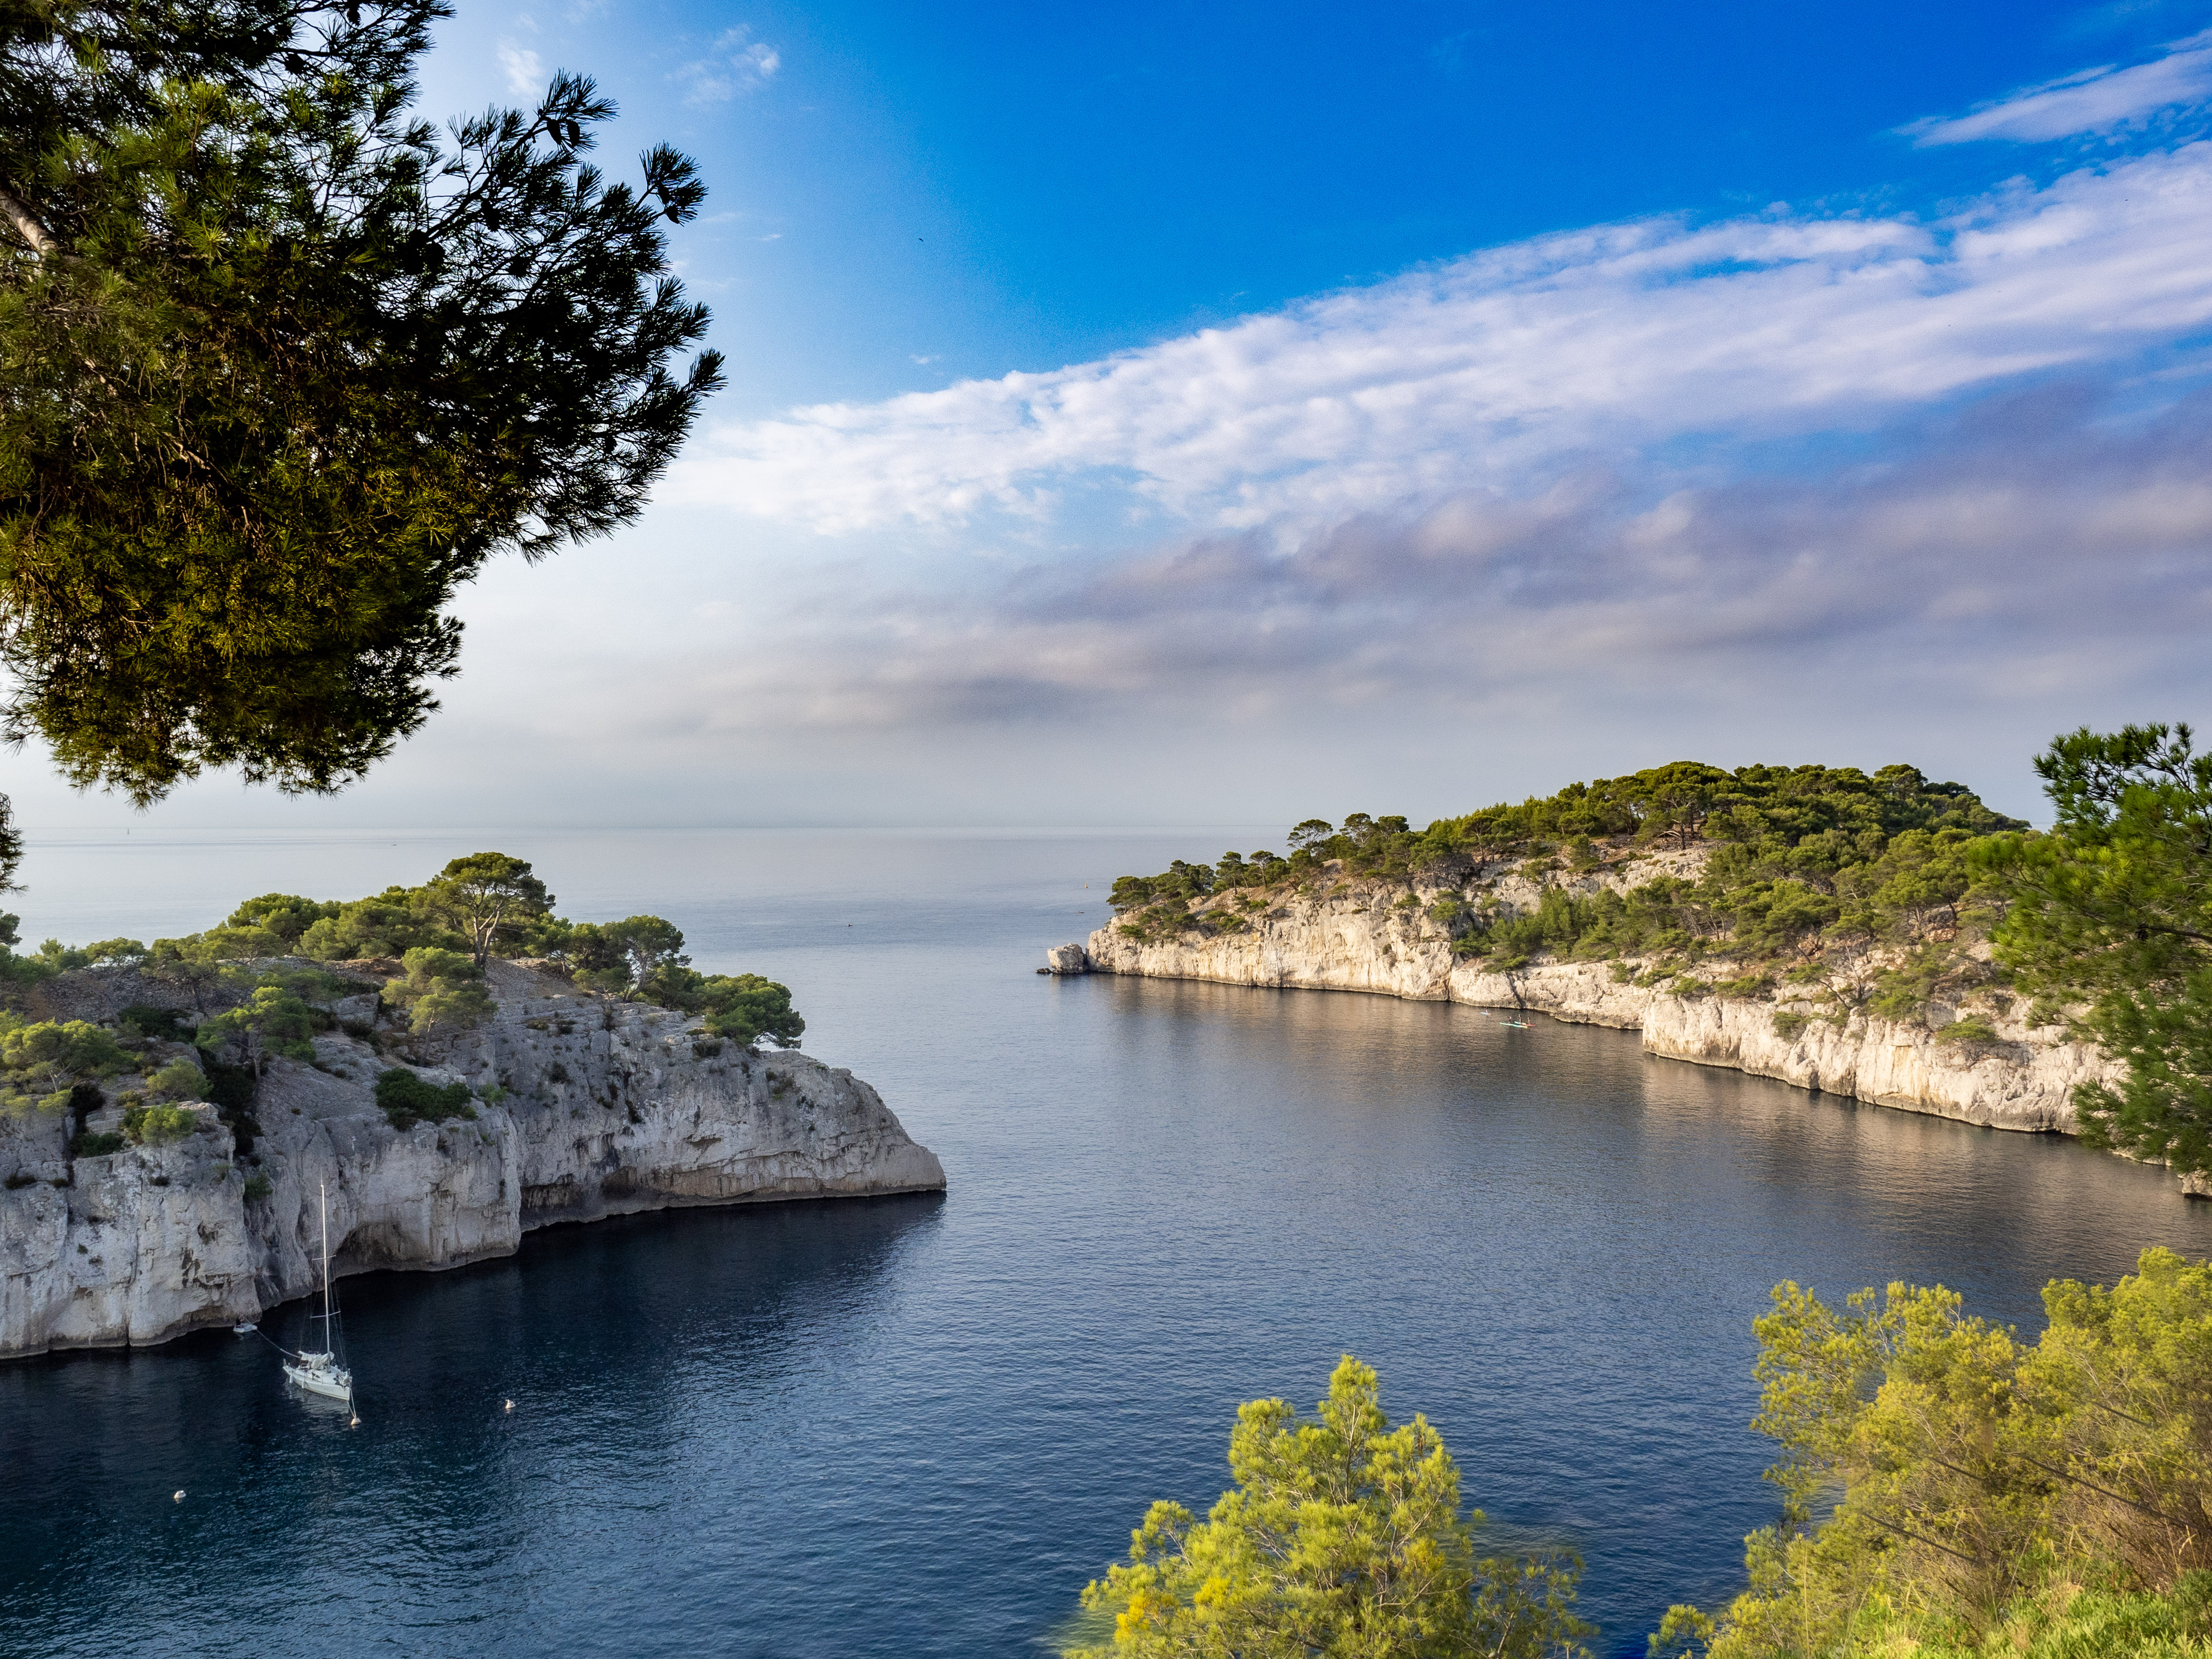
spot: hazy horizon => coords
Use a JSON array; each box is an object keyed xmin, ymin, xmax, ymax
[{"xmin": 10, "ymin": 0, "xmax": 2207, "ymax": 834}]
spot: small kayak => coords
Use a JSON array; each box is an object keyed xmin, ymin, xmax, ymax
[{"xmin": 232, "ymin": 1322, "xmax": 257, "ymax": 1335}]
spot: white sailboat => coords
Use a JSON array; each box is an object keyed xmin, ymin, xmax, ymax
[{"xmin": 282, "ymin": 1181, "xmax": 354, "ymax": 1406}]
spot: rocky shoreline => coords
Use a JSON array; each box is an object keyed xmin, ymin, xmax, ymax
[
  {"xmin": 1069, "ymin": 873, "xmax": 2204, "ymax": 1199},
  {"xmin": 0, "ymin": 960, "xmax": 944, "ymax": 1358}
]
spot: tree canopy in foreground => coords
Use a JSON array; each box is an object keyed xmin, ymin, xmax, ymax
[
  {"xmin": 1064, "ymin": 1258, "xmax": 2211, "ymax": 1659},
  {"xmin": 1066, "ymin": 1355, "xmax": 1591, "ymax": 1659},
  {"xmin": 1655, "ymin": 1247, "xmax": 2212, "ymax": 1658},
  {"xmin": 0, "ymin": 0, "xmax": 723, "ymax": 802}
]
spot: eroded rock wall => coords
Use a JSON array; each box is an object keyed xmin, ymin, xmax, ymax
[
  {"xmin": 1082, "ymin": 880, "xmax": 2127, "ymax": 1143},
  {"xmin": 1, "ymin": 963, "xmax": 943, "ymax": 1358}
]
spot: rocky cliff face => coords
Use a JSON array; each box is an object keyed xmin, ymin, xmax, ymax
[
  {"xmin": 1081, "ymin": 874, "xmax": 2169, "ymax": 1171},
  {"xmin": 0, "ymin": 962, "xmax": 944, "ymax": 1358}
]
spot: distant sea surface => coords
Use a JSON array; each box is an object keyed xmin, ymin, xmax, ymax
[{"xmin": 3, "ymin": 827, "xmax": 2210, "ymax": 1659}]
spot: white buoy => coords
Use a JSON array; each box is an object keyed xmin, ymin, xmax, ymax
[
  {"xmin": 503, "ymin": 1398, "xmax": 515, "ymax": 1412},
  {"xmin": 172, "ymin": 1490, "xmax": 185, "ymax": 1503},
  {"xmin": 350, "ymin": 1415, "xmax": 360, "ymax": 1428}
]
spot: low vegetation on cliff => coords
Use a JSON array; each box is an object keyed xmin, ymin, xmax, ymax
[
  {"xmin": 0, "ymin": 851, "xmax": 804, "ymax": 1160},
  {"xmin": 1111, "ymin": 758, "xmax": 2027, "ymax": 1039},
  {"xmin": 0, "ymin": 850, "xmax": 805, "ymax": 1046},
  {"xmin": 1110, "ymin": 759, "xmax": 2022, "ymax": 968}
]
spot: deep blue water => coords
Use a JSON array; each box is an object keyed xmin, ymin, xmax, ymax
[{"xmin": 3, "ymin": 828, "xmax": 2211, "ymax": 1659}]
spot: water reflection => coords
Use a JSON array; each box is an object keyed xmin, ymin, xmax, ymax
[{"xmin": 0, "ymin": 1194, "xmax": 942, "ymax": 1658}]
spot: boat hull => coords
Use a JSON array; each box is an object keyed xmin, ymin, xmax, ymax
[{"xmin": 284, "ymin": 1361, "xmax": 353, "ymax": 1404}]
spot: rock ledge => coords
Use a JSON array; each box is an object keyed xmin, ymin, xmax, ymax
[
  {"xmin": 1079, "ymin": 881, "xmax": 2165, "ymax": 1170},
  {"xmin": 0, "ymin": 960, "xmax": 944, "ymax": 1357}
]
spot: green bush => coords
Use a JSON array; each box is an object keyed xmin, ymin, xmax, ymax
[
  {"xmin": 385, "ymin": 947, "xmax": 494, "ymax": 1035},
  {"xmin": 0, "ymin": 1019, "xmax": 130, "ymax": 1084},
  {"xmin": 375, "ymin": 1068, "xmax": 477, "ymax": 1131},
  {"xmin": 297, "ymin": 888, "xmax": 468, "ymax": 960},
  {"xmin": 196, "ymin": 983, "xmax": 322, "ymax": 1075},
  {"xmin": 1935, "ymin": 1014, "xmax": 2000, "ymax": 1046},
  {"xmin": 70, "ymin": 1130, "xmax": 126, "ymax": 1156},
  {"xmin": 688, "ymin": 974, "xmax": 804, "ymax": 1048},
  {"xmin": 1770, "ymin": 1011, "xmax": 1809, "ymax": 1041},
  {"xmin": 1713, "ymin": 974, "xmax": 1772, "ymax": 1000},
  {"xmin": 144, "ymin": 1057, "xmax": 207, "ymax": 1100},
  {"xmin": 1066, "ymin": 1355, "xmax": 1591, "ymax": 1659},
  {"xmin": 242, "ymin": 1171, "xmax": 273, "ymax": 1201},
  {"xmin": 2, "ymin": 1085, "xmax": 74, "ymax": 1121},
  {"xmin": 153, "ymin": 923, "xmax": 284, "ymax": 961},
  {"xmin": 223, "ymin": 894, "xmax": 337, "ymax": 946},
  {"xmin": 122, "ymin": 1102, "xmax": 201, "ymax": 1145}
]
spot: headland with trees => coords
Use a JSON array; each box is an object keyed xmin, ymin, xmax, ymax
[
  {"xmin": 1058, "ymin": 723, "xmax": 2212, "ymax": 1656},
  {"xmin": 0, "ymin": 849, "xmax": 802, "ymax": 1156}
]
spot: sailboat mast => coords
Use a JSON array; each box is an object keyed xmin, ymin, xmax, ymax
[{"xmin": 320, "ymin": 1181, "xmax": 331, "ymax": 1334}]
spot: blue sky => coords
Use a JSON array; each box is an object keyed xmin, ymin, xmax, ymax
[
  {"xmin": 20, "ymin": 0, "xmax": 2212, "ymax": 834},
  {"xmin": 422, "ymin": 0, "xmax": 2212, "ymax": 412}
]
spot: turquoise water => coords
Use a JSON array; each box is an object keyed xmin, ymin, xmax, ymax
[{"xmin": 3, "ymin": 828, "xmax": 2209, "ymax": 1658}]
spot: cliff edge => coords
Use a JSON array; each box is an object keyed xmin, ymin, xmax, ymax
[
  {"xmin": 1076, "ymin": 871, "xmax": 2203, "ymax": 1192},
  {"xmin": 0, "ymin": 960, "xmax": 944, "ymax": 1358}
]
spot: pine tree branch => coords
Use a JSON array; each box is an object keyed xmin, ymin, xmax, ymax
[{"xmin": 0, "ymin": 184, "xmax": 58, "ymax": 256}]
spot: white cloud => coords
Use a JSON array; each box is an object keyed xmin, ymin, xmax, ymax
[
  {"xmin": 674, "ymin": 27, "xmax": 781, "ymax": 105},
  {"xmin": 308, "ymin": 379, "xmax": 2205, "ymax": 833},
  {"xmin": 657, "ymin": 390, "xmax": 2212, "ymax": 736},
  {"xmin": 673, "ymin": 145, "xmax": 2212, "ymax": 537},
  {"xmin": 51, "ymin": 40, "xmax": 2212, "ymax": 832},
  {"xmin": 496, "ymin": 40, "xmax": 545, "ymax": 98},
  {"xmin": 1905, "ymin": 28, "xmax": 2212, "ymax": 145}
]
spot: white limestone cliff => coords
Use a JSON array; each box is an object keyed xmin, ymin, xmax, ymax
[
  {"xmin": 0, "ymin": 961, "xmax": 943, "ymax": 1358},
  {"xmin": 1079, "ymin": 869, "xmax": 2139, "ymax": 1149}
]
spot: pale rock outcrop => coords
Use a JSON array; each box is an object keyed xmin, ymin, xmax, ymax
[
  {"xmin": 1, "ymin": 961, "xmax": 943, "ymax": 1358},
  {"xmin": 1083, "ymin": 875, "xmax": 2140, "ymax": 1151},
  {"xmin": 1045, "ymin": 943, "xmax": 1089, "ymax": 975}
]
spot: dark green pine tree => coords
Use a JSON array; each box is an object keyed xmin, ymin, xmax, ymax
[
  {"xmin": 1982, "ymin": 724, "xmax": 2212, "ymax": 1179},
  {"xmin": 0, "ymin": 0, "xmax": 725, "ymax": 803}
]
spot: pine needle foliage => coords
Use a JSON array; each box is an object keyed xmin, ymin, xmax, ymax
[
  {"xmin": 0, "ymin": 0, "xmax": 724, "ymax": 800},
  {"xmin": 1654, "ymin": 1248, "xmax": 2212, "ymax": 1659},
  {"xmin": 1068, "ymin": 1355, "xmax": 1591, "ymax": 1659},
  {"xmin": 1979, "ymin": 724, "xmax": 2212, "ymax": 1178}
]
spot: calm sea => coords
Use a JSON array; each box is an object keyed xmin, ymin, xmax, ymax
[{"xmin": 3, "ymin": 827, "xmax": 2209, "ymax": 1659}]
